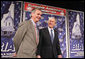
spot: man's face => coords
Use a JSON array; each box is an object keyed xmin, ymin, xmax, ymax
[
  {"xmin": 48, "ymin": 18, "xmax": 56, "ymax": 28},
  {"xmin": 31, "ymin": 9, "xmax": 42, "ymax": 22}
]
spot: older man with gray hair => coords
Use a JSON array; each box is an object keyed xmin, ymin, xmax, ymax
[{"xmin": 13, "ymin": 8, "xmax": 42, "ymax": 58}]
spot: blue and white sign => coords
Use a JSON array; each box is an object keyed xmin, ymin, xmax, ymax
[{"xmin": 68, "ymin": 10, "xmax": 84, "ymax": 58}]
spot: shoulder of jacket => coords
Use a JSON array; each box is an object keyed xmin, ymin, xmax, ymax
[
  {"xmin": 18, "ymin": 20, "xmax": 30, "ymax": 27},
  {"xmin": 54, "ymin": 28, "xmax": 58, "ymax": 34},
  {"xmin": 40, "ymin": 27, "xmax": 47, "ymax": 31}
]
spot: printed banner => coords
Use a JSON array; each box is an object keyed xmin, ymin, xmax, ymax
[
  {"xmin": 68, "ymin": 11, "xmax": 84, "ymax": 58},
  {"xmin": 24, "ymin": 2, "xmax": 67, "ymax": 58},
  {"xmin": 24, "ymin": 2, "xmax": 66, "ymax": 16},
  {"xmin": 1, "ymin": 1, "xmax": 22, "ymax": 57}
]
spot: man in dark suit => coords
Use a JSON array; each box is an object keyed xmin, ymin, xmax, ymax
[{"xmin": 36, "ymin": 17, "xmax": 62, "ymax": 58}]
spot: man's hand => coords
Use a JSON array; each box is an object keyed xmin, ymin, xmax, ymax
[
  {"xmin": 13, "ymin": 52, "xmax": 17, "ymax": 57},
  {"xmin": 58, "ymin": 55, "xmax": 62, "ymax": 58},
  {"xmin": 37, "ymin": 55, "xmax": 41, "ymax": 58}
]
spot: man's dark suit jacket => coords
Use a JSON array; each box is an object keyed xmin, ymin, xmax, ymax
[{"xmin": 36, "ymin": 28, "xmax": 62, "ymax": 58}]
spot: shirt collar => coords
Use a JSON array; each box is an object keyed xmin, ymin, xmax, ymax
[
  {"xmin": 48, "ymin": 27, "xmax": 54, "ymax": 31},
  {"xmin": 30, "ymin": 18, "xmax": 36, "ymax": 26}
]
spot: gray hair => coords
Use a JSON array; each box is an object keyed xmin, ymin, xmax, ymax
[
  {"xmin": 30, "ymin": 8, "xmax": 42, "ymax": 17},
  {"xmin": 31, "ymin": 8, "xmax": 42, "ymax": 13},
  {"xmin": 48, "ymin": 17, "xmax": 57, "ymax": 23}
]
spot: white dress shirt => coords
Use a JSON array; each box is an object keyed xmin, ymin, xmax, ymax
[{"xmin": 48, "ymin": 27, "xmax": 55, "ymax": 39}]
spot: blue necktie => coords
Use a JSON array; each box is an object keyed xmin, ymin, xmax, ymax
[{"xmin": 51, "ymin": 29, "xmax": 53, "ymax": 43}]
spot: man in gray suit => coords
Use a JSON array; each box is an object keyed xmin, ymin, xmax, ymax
[{"xmin": 13, "ymin": 8, "xmax": 42, "ymax": 58}]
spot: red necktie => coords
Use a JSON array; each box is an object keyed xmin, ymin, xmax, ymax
[{"xmin": 35, "ymin": 25, "xmax": 39, "ymax": 45}]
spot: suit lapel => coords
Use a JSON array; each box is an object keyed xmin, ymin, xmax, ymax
[
  {"xmin": 46, "ymin": 28, "xmax": 53, "ymax": 45},
  {"xmin": 47, "ymin": 28, "xmax": 57, "ymax": 44},
  {"xmin": 28, "ymin": 20, "xmax": 37, "ymax": 45},
  {"xmin": 53, "ymin": 29, "xmax": 57, "ymax": 44}
]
